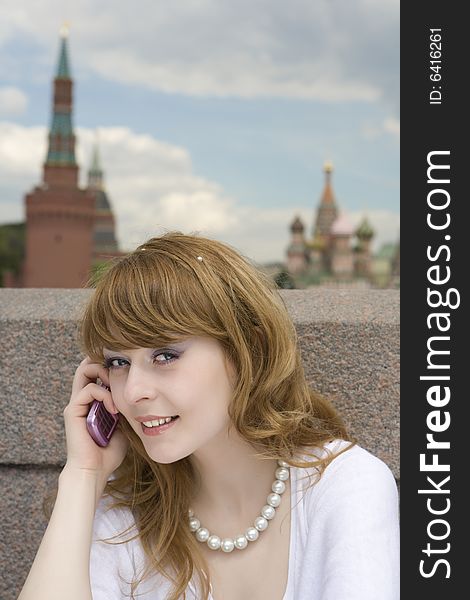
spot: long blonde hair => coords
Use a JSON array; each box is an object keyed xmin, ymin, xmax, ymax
[{"xmin": 78, "ymin": 231, "xmax": 351, "ymax": 599}]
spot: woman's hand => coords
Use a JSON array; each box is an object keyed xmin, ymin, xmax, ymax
[{"xmin": 62, "ymin": 356, "xmax": 128, "ymax": 483}]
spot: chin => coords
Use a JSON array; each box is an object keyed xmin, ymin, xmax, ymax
[{"xmin": 145, "ymin": 447, "xmax": 194, "ymax": 465}]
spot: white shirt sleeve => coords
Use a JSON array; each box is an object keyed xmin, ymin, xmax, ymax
[
  {"xmin": 89, "ymin": 496, "xmax": 137, "ymax": 600},
  {"xmin": 89, "ymin": 496, "xmax": 178, "ymax": 600},
  {"xmin": 302, "ymin": 445, "xmax": 400, "ymax": 600}
]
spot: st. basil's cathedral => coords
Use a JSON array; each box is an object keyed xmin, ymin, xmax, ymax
[{"xmin": 285, "ymin": 162, "xmax": 399, "ymax": 288}]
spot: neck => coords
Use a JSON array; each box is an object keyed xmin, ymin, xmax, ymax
[{"xmin": 189, "ymin": 428, "xmax": 278, "ymax": 517}]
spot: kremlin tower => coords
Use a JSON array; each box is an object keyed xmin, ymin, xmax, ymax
[
  {"xmin": 22, "ymin": 29, "xmax": 119, "ymax": 288},
  {"xmin": 87, "ymin": 142, "xmax": 119, "ymax": 258}
]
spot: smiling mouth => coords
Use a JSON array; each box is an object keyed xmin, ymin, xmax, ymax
[{"xmin": 142, "ymin": 416, "xmax": 179, "ymax": 428}]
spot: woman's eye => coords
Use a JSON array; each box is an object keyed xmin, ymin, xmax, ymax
[
  {"xmin": 102, "ymin": 351, "xmax": 179, "ymax": 369},
  {"xmin": 154, "ymin": 351, "xmax": 178, "ymax": 365},
  {"xmin": 103, "ymin": 357, "xmax": 128, "ymax": 369}
]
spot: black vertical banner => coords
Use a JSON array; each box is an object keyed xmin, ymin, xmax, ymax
[{"xmin": 401, "ymin": 2, "xmax": 466, "ymax": 597}]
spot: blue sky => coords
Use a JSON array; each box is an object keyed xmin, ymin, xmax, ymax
[{"xmin": 0, "ymin": 0, "xmax": 399, "ymax": 263}]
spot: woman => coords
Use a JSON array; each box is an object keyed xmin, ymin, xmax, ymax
[{"xmin": 19, "ymin": 231, "xmax": 399, "ymax": 600}]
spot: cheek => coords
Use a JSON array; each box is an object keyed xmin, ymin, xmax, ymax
[
  {"xmin": 194, "ymin": 377, "xmax": 233, "ymax": 424},
  {"xmin": 109, "ymin": 382, "xmax": 127, "ymax": 413},
  {"xmin": 181, "ymin": 362, "xmax": 233, "ymax": 408}
]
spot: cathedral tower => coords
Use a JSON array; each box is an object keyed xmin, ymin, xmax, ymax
[
  {"xmin": 330, "ymin": 212, "xmax": 354, "ymax": 278},
  {"xmin": 310, "ymin": 161, "xmax": 339, "ymax": 272},
  {"xmin": 286, "ymin": 216, "xmax": 307, "ymax": 274},
  {"xmin": 354, "ymin": 216, "xmax": 374, "ymax": 278},
  {"xmin": 312, "ymin": 161, "xmax": 339, "ymax": 244},
  {"xmin": 23, "ymin": 29, "xmax": 95, "ymax": 287}
]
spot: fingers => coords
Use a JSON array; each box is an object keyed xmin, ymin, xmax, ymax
[
  {"xmin": 71, "ymin": 357, "xmax": 110, "ymax": 397},
  {"xmin": 65, "ymin": 382, "xmax": 118, "ymax": 418},
  {"xmin": 88, "ymin": 383, "xmax": 118, "ymax": 415},
  {"xmin": 68, "ymin": 356, "xmax": 118, "ymax": 416}
]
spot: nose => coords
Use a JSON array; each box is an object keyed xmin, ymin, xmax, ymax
[{"xmin": 123, "ymin": 363, "xmax": 160, "ymax": 405}]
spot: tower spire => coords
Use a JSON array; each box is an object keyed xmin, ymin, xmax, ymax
[
  {"xmin": 88, "ymin": 136, "xmax": 104, "ymax": 190},
  {"xmin": 312, "ymin": 160, "xmax": 339, "ymax": 240},
  {"xmin": 43, "ymin": 27, "xmax": 78, "ymax": 186},
  {"xmin": 57, "ymin": 23, "xmax": 71, "ymax": 78}
]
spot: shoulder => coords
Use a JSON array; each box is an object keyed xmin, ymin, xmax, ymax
[
  {"xmin": 295, "ymin": 440, "xmax": 398, "ymax": 515},
  {"xmin": 292, "ymin": 442, "xmax": 400, "ymax": 598},
  {"xmin": 322, "ymin": 440, "xmax": 396, "ymax": 489}
]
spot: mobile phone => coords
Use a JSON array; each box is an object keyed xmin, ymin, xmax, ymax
[{"xmin": 86, "ymin": 387, "xmax": 120, "ymax": 447}]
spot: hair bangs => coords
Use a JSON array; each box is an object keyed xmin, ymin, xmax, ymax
[{"xmin": 81, "ymin": 246, "xmax": 224, "ymax": 362}]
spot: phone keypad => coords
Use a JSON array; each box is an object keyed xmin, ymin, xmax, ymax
[{"xmin": 96, "ymin": 404, "xmax": 117, "ymax": 436}]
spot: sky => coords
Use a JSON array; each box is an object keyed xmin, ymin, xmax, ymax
[{"xmin": 0, "ymin": 0, "xmax": 399, "ymax": 264}]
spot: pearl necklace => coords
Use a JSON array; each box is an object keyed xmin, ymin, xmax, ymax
[{"xmin": 188, "ymin": 459, "xmax": 290, "ymax": 553}]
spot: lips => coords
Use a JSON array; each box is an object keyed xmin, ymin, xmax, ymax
[
  {"xmin": 140, "ymin": 416, "xmax": 180, "ymax": 436},
  {"xmin": 135, "ymin": 415, "xmax": 178, "ymax": 422}
]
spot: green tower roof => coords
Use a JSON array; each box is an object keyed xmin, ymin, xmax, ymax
[
  {"xmin": 88, "ymin": 141, "xmax": 104, "ymax": 190},
  {"xmin": 57, "ymin": 29, "xmax": 71, "ymax": 79},
  {"xmin": 89, "ymin": 143, "xmax": 102, "ymax": 174},
  {"xmin": 356, "ymin": 216, "xmax": 374, "ymax": 239},
  {"xmin": 45, "ymin": 29, "xmax": 76, "ymax": 166}
]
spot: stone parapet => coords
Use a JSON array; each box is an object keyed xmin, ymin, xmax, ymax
[{"xmin": 0, "ymin": 288, "xmax": 399, "ymax": 599}]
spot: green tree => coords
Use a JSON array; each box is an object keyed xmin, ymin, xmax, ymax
[
  {"xmin": 0, "ymin": 223, "xmax": 25, "ymax": 287},
  {"xmin": 274, "ymin": 270, "xmax": 296, "ymax": 289}
]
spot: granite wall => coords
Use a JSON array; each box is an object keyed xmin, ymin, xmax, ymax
[{"xmin": 0, "ymin": 288, "xmax": 399, "ymax": 599}]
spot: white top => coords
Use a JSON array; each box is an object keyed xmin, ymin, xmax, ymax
[{"xmin": 90, "ymin": 441, "xmax": 400, "ymax": 599}]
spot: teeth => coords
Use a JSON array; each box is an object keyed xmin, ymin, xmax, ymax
[{"xmin": 143, "ymin": 417, "xmax": 173, "ymax": 427}]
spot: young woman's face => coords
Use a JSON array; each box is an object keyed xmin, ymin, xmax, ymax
[{"xmin": 103, "ymin": 336, "xmax": 237, "ymax": 464}]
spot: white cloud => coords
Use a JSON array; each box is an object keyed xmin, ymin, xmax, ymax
[
  {"xmin": 383, "ymin": 117, "xmax": 400, "ymax": 137},
  {"xmin": 73, "ymin": 127, "xmax": 239, "ymax": 249},
  {"xmin": 0, "ymin": 87, "xmax": 28, "ymax": 116},
  {"xmin": 0, "ymin": 0, "xmax": 398, "ymax": 103},
  {"xmin": 0, "ymin": 122, "xmax": 44, "ymax": 178},
  {"xmin": 361, "ymin": 116, "xmax": 400, "ymax": 141},
  {"xmin": 91, "ymin": 49, "xmax": 380, "ymax": 102},
  {"xmin": 0, "ymin": 122, "xmax": 398, "ymax": 263}
]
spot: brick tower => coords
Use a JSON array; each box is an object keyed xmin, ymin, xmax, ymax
[{"xmin": 23, "ymin": 29, "xmax": 95, "ymax": 288}]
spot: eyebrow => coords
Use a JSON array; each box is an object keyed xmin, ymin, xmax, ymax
[{"xmin": 102, "ymin": 341, "xmax": 190, "ymax": 356}]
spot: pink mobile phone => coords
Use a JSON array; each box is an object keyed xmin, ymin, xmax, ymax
[{"xmin": 86, "ymin": 386, "xmax": 120, "ymax": 447}]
